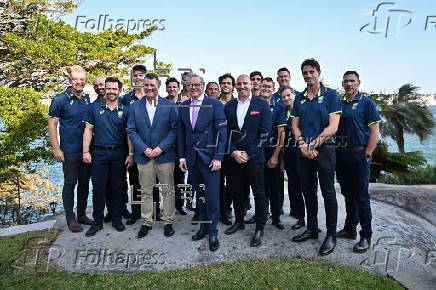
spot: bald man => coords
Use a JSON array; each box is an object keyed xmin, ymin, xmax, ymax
[
  {"xmin": 224, "ymin": 75, "xmax": 272, "ymax": 247},
  {"xmin": 93, "ymin": 76, "xmax": 106, "ymax": 102}
]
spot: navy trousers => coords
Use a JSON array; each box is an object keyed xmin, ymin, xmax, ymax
[
  {"xmin": 336, "ymin": 150, "xmax": 372, "ymax": 238},
  {"xmin": 189, "ymin": 159, "xmax": 220, "ymax": 237},
  {"xmin": 284, "ymin": 148, "xmax": 306, "ymax": 219},
  {"xmin": 297, "ymin": 145, "xmax": 338, "ymax": 235},
  {"xmin": 91, "ymin": 148, "xmax": 127, "ymax": 226}
]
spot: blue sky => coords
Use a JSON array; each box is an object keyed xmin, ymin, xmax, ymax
[{"xmin": 62, "ymin": 0, "xmax": 436, "ymax": 94}]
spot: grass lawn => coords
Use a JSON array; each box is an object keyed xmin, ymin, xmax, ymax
[{"xmin": 0, "ymin": 229, "xmax": 403, "ymax": 289}]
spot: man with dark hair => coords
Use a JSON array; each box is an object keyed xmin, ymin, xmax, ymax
[
  {"xmin": 178, "ymin": 74, "xmax": 227, "ymax": 251},
  {"xmin": 165, "ymin": 77, "xmax": 187, "ymax": 216},
  {"xmin": 336, "ymin": 71, "xmax": 380, "ymax": 253},
  {"xmin": 218, "ymin": 73, "xmax": 235, "ymax": 104},
  {"xmin": 48, "ymin": 65, "xmax": 93, "ymax": 233},
  {"xmin": 224, "ymin": 75, "xmax": 272, "ymax": 247},
  {"xmin": 128, "ymin": 73, "xmax": 178, "ymax": 239},
  {"xmin": 259, "ymin": 77, "xmax": 287, "ymax": 229},
  {"xmin": 250, "ymin": 71, "xmax": 263, "ymax": 97},
  {"xmin": 83, "ymin": 77, "xmax": 134, "ymax": 236},
  {"xmin": 120, "ymin": 64, "xmax": 148, "ymax": 225},
  {"xmin": 206, "ymin": 82, "xmax": 220, "ymax": 99},
  {"xmin": 291, "ymin": 58, "xmax": 342, "ymax": 256},
  {"xmin": 272, "ymin": 67, "xmax": 294, "ymax": 104}
]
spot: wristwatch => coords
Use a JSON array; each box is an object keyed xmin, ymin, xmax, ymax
[{"xmin": 129, "ymin": 152, "xmax": 134, "ymax": 156}]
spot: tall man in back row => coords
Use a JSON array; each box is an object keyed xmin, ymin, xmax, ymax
[
  {"xmin": 291, "ymin": 58, "xmax": 342, "ymax": 256},
  {"xmin": 336, "ymin": 71, "xmax": 381, "ymax": 253},
  {"xmin": 48, "ymin": 65, "xmax": 93, "ymax": 233}
]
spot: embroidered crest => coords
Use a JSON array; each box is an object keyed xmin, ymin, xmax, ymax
[
  {"xmin": 300, "ymin": 99, "xmax": 307, "ymax": 104},
  {"xmin": 117, "ymin": 111, "xmax": 123, "ymax": 118},
  {"xmin": 99, "ymin": 110, "xmax": 105, "ymax": 114},
  {"xmin": 70, "ymin": 100, "xmax": 74, "ymax": 105},
  {"xmin": 130, "ymin": 100, "xmax": 135, "ymax": 104},
  {"xmin": 352, "ymin": 103, "xmax": 358, "ymax": 110}
]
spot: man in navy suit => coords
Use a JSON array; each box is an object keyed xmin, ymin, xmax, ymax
[
  {"xmin": 177, "ymin": 74, "xmax": 227, "ymax": 252},
  {"xmin": 224, "ymin": 75, "xmax": 272, "ymax": 247},
  {"xmin": 127, "ymin": 73, "xmax": 178, "ymax": 239}
]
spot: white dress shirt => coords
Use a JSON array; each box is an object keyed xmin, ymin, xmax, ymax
[
  {"xmin": 236, "ymin": 95, "xmax": 252, "ymax": 129},
  {"xmin": 146, "ymin": 96, "xmax": 158, "ymax": 126}
]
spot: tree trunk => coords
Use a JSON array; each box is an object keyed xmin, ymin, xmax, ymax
[{"xmin": 396, "ymin": 126, "xmax": 405, "ymax": 153}]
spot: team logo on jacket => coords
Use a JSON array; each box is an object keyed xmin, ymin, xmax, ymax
[
  {"xmin": 99, "ymin": 110, "xmax": 105, "ymax": 114},
  {"xmin": 117, "ymin": 111, "xmax": 123, "ymax": 118},
  {"xmin": 352, "ymin": 103, "xmax": 358, "ymax": 110}
]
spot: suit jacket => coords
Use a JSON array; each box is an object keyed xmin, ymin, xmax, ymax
[
  {"xmin": 177, "ymin": 95, "xmax": 227, "ymax": 168},
  {"xmin": 127, "ymin": 96, "xmax": 178, "ymax": 164},
  {"xmin": 224, "ymin": 96, "xmax": 272, "ymax": 163}
]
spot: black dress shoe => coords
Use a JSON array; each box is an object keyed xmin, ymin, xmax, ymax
[
  {"xmin": 104, "ymin": 214, "xmax": 112, "ymax": 223},
  {"xmin": 220, "ymin": 216, "xmax": 232, "ymax": 225},
  {"xmin": 192, "ymin": 228, "xmax": 208, "ymax": 241},
  {"xmin": 336, "ymin": 228, "xmax": 357, "ymax": 239},
  {"xmin": 250, "ymin": 230, "xmax": 263, "ymax": 247},
  {"xmin": 126, "ymin": 218, "xmax": 137, "ymax": 225},
  {"xmin": 225, "ymin": 222, "xmax": 245, "ymax": 235},
  {"xmin": 164, "ymin": 224, "xmax": 175, "ymax": 237},
  {"xmin": 112, "ymin": 221, "xmax": 125, "ymax": 232},
  {"xmin": 85, "ymin": 225, "xmax": 103, "ymax": 237},
  {"xmin": 176, "ymin": 206, "xmax": 187, "ymax": 215},
  {"xmin": 244, "ymin": 215, "xmax": 256, "ymax": 224},
  {"xmin": 319, "ymin": 235, "xmax": 337, "ymax": 256},
  {"xmin": 292, "ymin": 229, "xmax": 319, "ymax": 242},
  {"xmin": 353, "ymin": 237, "xmax": 371, "ymax": 253},
  {"xmin": 137, "ymin": 225, "xmax": 151, "ymax": 238},
  {"xmin": 291, "ymin": 218, "xmax": 305, "ymax": 230},
  {"xmin": 272, "ymin": 219, "xmax": 285, "ymax": 230},
  {"xmin": 209, "ymin": 236, "xmax": 220, "ymax": 252}
]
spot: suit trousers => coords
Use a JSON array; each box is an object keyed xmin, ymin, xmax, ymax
[
  {"xmin": 137, "ymin": 160, "xmax": 175, "ymax": 226},
  {"xmin": 296, "ymin": 145, "xmax": 338, "ymax": 235},
  {"xmin": 336, "ymin": 150, "xmax": 372, "ymax": 238},
  {"xmin": 229, "ymin": 158, "xmax": 268, "ymax": 231},
  {"xmin": 189, "ymin": 159, "xmax": 220, "ymax": 236}
]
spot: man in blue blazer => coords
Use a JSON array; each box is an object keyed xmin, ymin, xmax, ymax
[
  {"xmin": 127, "ymin": 73, "xmax": 178, "ymax": 239},
  {"xmin": 177, "ymin": 74, "xmax": 227, "ymax": 252},
  {"xmin": 224, "ymin": 75, "xmax": 272, "ymax": 247}
]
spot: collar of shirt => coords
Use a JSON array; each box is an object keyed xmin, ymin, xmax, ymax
[
  {"xmin": 101, "ymin": 99, "xmax": 124, "ymax": 111},
  {"xmin": 302, "ymin": 84, "xmax": 325, "ymax": 99},
  {"xmin": 342, "ymin": 92, "xmax": 363, "ymax": 102},
  {"xmin": 145, "ymin": 96, "xmax": 159, "ymax": 106},
  {"xmin": 191, "ymin": 94, "xmax": 205, "ymax": 104},
  {"xmin": 66, "ymin": 87, "xmax": 85, "ymax": 99},
  {"xmin": 237, "ymin": 94, "xmax": 252, "ymax": 104}
]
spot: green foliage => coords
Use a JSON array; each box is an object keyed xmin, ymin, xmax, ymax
[
  {"xmin": 378, "ymin": 165, "xmax": 436, "ymax": 185},
  {"xmin": 0, "ymin": 86, "xmax": 52, "ymax": 172},
  {"xmin": 371, "ymin": 84, "xmax": 435, "ymax": 153},
  {"xmin": 0, "ymin": 0, "xmax": 170, "ymax": 173},
  {"xmin": 371, "ymin": 140, "xmax": 427, "ymax": 182}
]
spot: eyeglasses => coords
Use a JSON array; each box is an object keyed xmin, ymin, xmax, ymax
[{"xmin": 187, "ymin": 83, "xmax": 204, "ymax": 88}]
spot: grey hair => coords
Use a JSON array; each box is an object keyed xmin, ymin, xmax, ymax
[{"xmin": 190, "ymin": 74, "xmax": 205, "ymax": 84}]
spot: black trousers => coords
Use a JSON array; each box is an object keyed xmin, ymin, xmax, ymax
[
  {"xmin": 228, "ymin": 158, "xmax": 268, "ymax": 231},
  {"xmin": 62, "ymin": 152, "xmax": 91, "ymax": 222},
  {"xmin": 284, "ymin": 148, "xmax": 306, "ymax": 219},
  {"xmin": 336, "ymin": 150, "xmax": 372, "ymax": 238},
  {"xmin": 264, "ymin": 148, "xmax": 283, "ymax": 221},
  {"xmin": 91, "ymin": 148, "xmax": 127, "ymax": 225},
  {"xmin": 296, "ymin": 146, "xmax": 338, "ymax": 235},
  {"xmin": 220, "ymin": 156, "xmax": 233, "ymax": 218}
]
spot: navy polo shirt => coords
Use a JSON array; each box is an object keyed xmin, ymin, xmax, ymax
[
  {"xmin": 272, "ymin": 88, "xmax": 299, "ymax": 107},
  {"xmin": 83, "ymin": 101, "xmax": 130, "ymax": 147},
  {"xmin": 121, "ymin": 90, "xmax": 140, "ymax": 106},
  {"xmin": 48, "ymin": 87, "xmax": 91, "ymax": 153},
  {"xmin": 337, "ymin": 93, "xmax": 381, "ymax": 148},
  {"xmin": 291, "ymin": 85, "xmax": 342, "ymax": 143},
  {"xmin": 265, "ymin": 99, "xmax": 287, "ymax": 148},
  {"xmin": 283, "ymin": 107, "xmax": 298, "ymax": 150}
]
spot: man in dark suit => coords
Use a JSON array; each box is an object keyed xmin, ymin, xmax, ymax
[
  {"xmin": 177, "ymin": 74, "xmax": 227, "ymax": 252},
  {"xmin": 224, "ymin": 74, "xmax": 272, "ymax": 247},
  {"xmin": 127, "ymin": 73, "xmax": 178, "ymax": 239}
]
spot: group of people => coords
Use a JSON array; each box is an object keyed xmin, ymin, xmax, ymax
[{"xmin": 48, "ymin": 58, "xmax": 381, "ymax": 255}]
